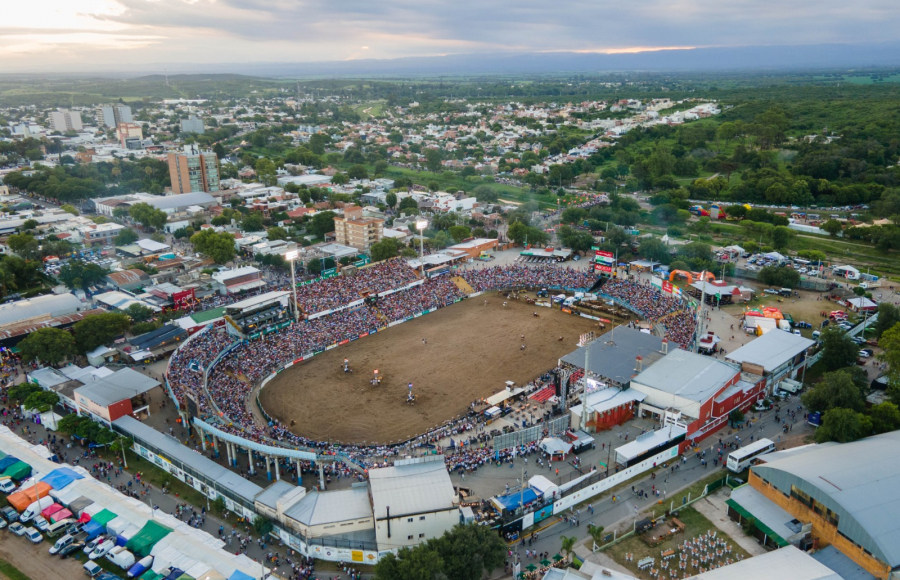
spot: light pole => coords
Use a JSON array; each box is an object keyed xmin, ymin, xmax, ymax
[
  {"xmin": 415, "ymin": 219, "xmax": 428, "ymax": 277},
  {"xmin": 285, "ymin": 250, "xmax": 300, "ymax": 323}
]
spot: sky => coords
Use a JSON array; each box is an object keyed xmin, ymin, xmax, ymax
[{"xmin": 4, "ymin": 0, "xmax": 900, "ymax": 71}]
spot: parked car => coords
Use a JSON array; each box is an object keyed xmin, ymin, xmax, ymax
[
  {"xmin": 861, "ymin": 348, "xmax": 874, "ymax": 357},
  {"xmin": 794, "ymin": 321, "xmax": 812, "ymax": 329},
  {"xmin": 9, "ymin": 522, "xmax": 26, "ymax": 536},
  {"xmin": 33, "ymin": 516, "xmax": 49, "ymax": 532},
  {"xmin": 763, "ymin": 288, "xmax": 778, "ymax": 295},
  {"xmin": 24, "ymin": 527, "xmax": 43, "ymax": 543},
  {"xmin": 59, "ymin": 541, "xmax": 85, "ymax": 558},
  {"xmin": 1, "ymin": 506, "xmax": 19, "ymax": 522},
  {"xmin": 859, "ymin": 350, "xmax": 871, "ymax": 358},
  {"xmin": 0, "ymin": 479, "xmax": 16, "ymax": 493},
  {"xmin": 0, "ymin": 518, "xmax": 6, "ymax": 530},
  {"xmin": 851, "ymin": 336, "xmax": 866, "ymax": 344},
  {"xmin": 89, "ymin": 539, "xmax": 116, "ymax": 559}
]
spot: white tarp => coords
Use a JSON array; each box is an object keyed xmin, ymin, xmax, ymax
[
  {"xmin": 107, "ymin": 517, "xmax": 130, "ymax": 536},
  {"xmin": 49, "ymin": 485, "xmax": 81, "ymax": 506},
  {"xmin": 528, "ymin": 474, "xmax": 560, "ymax": 499}
]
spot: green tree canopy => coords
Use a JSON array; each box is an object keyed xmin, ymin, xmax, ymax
[
  {"xmin": 7, "ymin": 233, "xmax": 40, "ymax": 260},
  {"xmin": 19, "ymin": 327, "xmax": 76, "ymax": 366},
  {"xmin": 241, "ymin": 211, "xmax": 266, "ymax": 232},
  {"xmin": 267, "ymin": 226, "xmax": 289, "ymax": 241},
  {"xmin": 74, "ymin": 312, "xmax": 130, "ymax": 354},
  {"xmin": 114, "ymin": 227, "xmax": 139, "ymax": 246},
  {"xmin": 815, "ymin": 408, "xmax": 872, "ymax": 444},
  {"xmin": 57, "ymin": 260, "xmax": 109, "ymax": 290},
  {"xmin": 125, "ymin": 303, "xmax": 155, "ymax": 323},
  {"xmin": 820, "ymin": 327, "xmax": 862, "ymax": 371},
  {"xmin": 190, "ymin": 229, "xmax": 236, "ymax": 264},
  {"xmin": 23, "ymin": 390, "xmax": 59, "ymax": 413},
  {"xmin": 370, "ymin": 238, "xmax": 402, "ymax": 262},
  {"xmin": 757, "ymin": 265, "xmax": 801, "ymax": 289},
  {"xmin": 869, "ymin": 401, "xmax": 900, "ymax": 434},
  {"xmin": 639, "ymin": 237, "xmax": 671, "ymax": 264},
  {"xmin": 801, "ymin": 368, "xmax": 867, "ymax": 413},
  {"xmin": 374, "ymin": 524, "xmax": 504, "ymax": 580},
  {"xmin": 308, "ymin": 211, "xmax": 337, "ymax": 239}
]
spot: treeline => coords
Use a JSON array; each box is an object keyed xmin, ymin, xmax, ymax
[{"xmin": 3, "ymin": 158, "xmax": 170, "ymax": 201}]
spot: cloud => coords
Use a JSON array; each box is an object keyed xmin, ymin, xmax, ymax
[{"xmin": 4, "ymin": 0, "xmax": 900, "ymax": 69}]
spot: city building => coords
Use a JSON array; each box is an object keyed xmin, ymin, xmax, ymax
[
  {"xmin": 180, "ymin": 115, "xmax": 205, "ymax": 134},
  {"xmin": 211, "ymin": 266, "xmax": 265, "ymax": 295},
  {"xmin": 333, "ymin": 206, "xmax": 383, "ymax": 251},
  {"xmin": 745, "ymin": 432, "xmax": 900, "ymax": 579},
  {"xmin": 368, "ymin": 455, "xmax": 458, "ymax": 551},
  {"xmin": 0, "ymin": 293, "xmax": 84, "ymax": 329},
  {"xmin": 97, "ymin": 104, "xmax": 132, "ymax": 127},
  {"xmin": 116, "ymin": 122, "xmax": 143, "ymax": 148},
  {"xmin": 105, "ymin": 269, "xmax": 150, "ymax": 291},
  {"xmin": 48, "ymin": 109, "xmax": 83, "ymax": 132},
  {"xmin": 167, "ymin": 144, "xmax": 221, "ymax": 194},
  {"xmin": 629, "ymin": 348, "xmax": 765, "ymax": 448},
  {"xmin": 79, "ymin": 222, "xmax": 126, "ymax": 246},
  {"xmin": 72, "ymin": 368, "xmax": 161, "ymax": 426},
  {"xmin": 725, "ymin": 330, "xmax": 815, "ymax": 395}
]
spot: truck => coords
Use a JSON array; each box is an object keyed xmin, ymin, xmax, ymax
[{"xmin": 106, "ymin": 546, "xmax": 136, "ymax": 570}]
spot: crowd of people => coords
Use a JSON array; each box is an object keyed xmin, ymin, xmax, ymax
[
  {"xmin": 601, "ymin": 278, "xmax": 697, "ymax": 349},
  {"xmin": 293, "ymin": 259, "xmax": 418, "ymax": 314},
  {"xmin": 165, "ymin": 260, "xmax": 696, "ymax": 466}
]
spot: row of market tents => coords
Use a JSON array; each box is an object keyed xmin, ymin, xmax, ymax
[{"xmin": 0, "ymin": 425, "xmax": 263, "ymax": 580}]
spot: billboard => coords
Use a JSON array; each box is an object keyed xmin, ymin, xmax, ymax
[
  {"xmin": 173, "ymin": 288, "xmax": 196, "ymax": 309},
  {"xmin": 594, "ymin": 264, "xmax": 612, "ymax": 273}
]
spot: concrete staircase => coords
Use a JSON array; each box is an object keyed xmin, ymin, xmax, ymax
[{"xmin": 451, "ymin": 276, "xmax": 475, "ymax": 295}]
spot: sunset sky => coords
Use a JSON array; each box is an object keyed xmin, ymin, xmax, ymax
[{"xmin": 4, "ymin": 0, "xmax": 899, "ymax": 71}]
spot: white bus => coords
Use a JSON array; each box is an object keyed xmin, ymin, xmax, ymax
[{"xmin": 726, "ymin": 438, "xmax": 776, "ymax": 472}]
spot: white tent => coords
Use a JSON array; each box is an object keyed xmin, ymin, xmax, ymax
[
  {"xmin": 528, "ymin": 474, "xmax": 560, "ymax": 499},
  {"xmin": 107, "ymin": 517, "xmax": 130, "ymax": 536},
  {"xmin": 539, "ymin": 437, "xmax": 573, "ymax": 457}
]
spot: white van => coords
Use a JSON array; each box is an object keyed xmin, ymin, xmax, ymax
[
  {"xmin": 563, "ymin": 297, "xmax": 578, "ymax": 307},
  {"xmin": 20, "ymin": 497, "xmax": 55, "ymax": 522},
  {"xmin": 106, "ymin": 546, "xmax": 136, "ymax": 569},
  {"xmin": 0, "ymin": 478, "xmax": 16, "ymax": 493},
  {"xmin": 46, "ymin": 518, "xmax": 74, "ymax": 538},
  {"xmin": 50, "ymin": 534, "xmax": 75, "ymax": 555}
]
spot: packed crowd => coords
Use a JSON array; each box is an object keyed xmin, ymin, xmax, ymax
[
  {"xmin": 293, "ymin": 259, "xmax": 418, "ymax": 314},
  {"xmin": 459, "ymin": 264, "xmax": 597, "ymax": 293},
  {"xmin": 374, "ymin": 277, "xmax": 464, "ymax": 323},
  {"xmin": 601, "ymin": 278, "xmax": 697, "ymax": 349}
]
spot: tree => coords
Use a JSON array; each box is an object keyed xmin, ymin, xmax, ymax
[
  {"xmin": 347, "ymin": 164, "xmax": 368, "ymax": 180},
  {"xmin": 267, "ymin": 226, "xmax": 288, "ymax": 241},
  {"xmin": 385, "ymin": 192, "xmax": 398, "ymax": 209},
  {"xmin": 375, "ymin": 547, "xmax": 443, "ymax": 580},
  {"xmin": 18, "ymin": 327, "xmax": 76, "ymax": 366},
  {"xmin": 729, "ymin": 409, "xmax": 745, "ymax": 426},
  {"xmin": 114, "ymin": 227, "xmax": 139, "ymax": 246},
  {"xmin": 307, "ymin": 211, "xmax": 337, "ymax": 239},
  {"xmin": 7, "ymin": 383, "xmax": 42, "ymax": 405},
  {"xmin": 587, "ymin": 524, "xmax": 606, "ymax": 548},
  {"xmin": 869, "ymin": 401, "xmax": 900, "ymax": 434},
  {"xmin": 190, "ymin": 229, "xmax": 236, "ymax": 264},
  {"xmin": 448, "ymin": 225, "xmax": 472, "ymax": 243},
  {"xmin": 129, "ymin": 203, "xmax": 168, "ymax": 230},
  {"xmin": 74, "ymin": 312, "xmax": 130, "ymax": 354},
  {"xmin": 22, "ymin": 219, "xmax": 38, "ymax": 231},
  {"xmin": 23, "ymin": 390, "xmax": 59, "ymax": 413},
  {"xmin": 802, "ymin": 369, "xmax": 867, "ymax": 413},
  {"xmin": 639, "ymin": 237, "xmax": 670, "ymax": 264},
  {"xmin": 874, "ymin": 303, "xmax": 900, "ymax": 338},
  {"xmin": 252, "ymin": 516, "xmax": 274, "ymax": 537},
  {"xmin": 557, "ymin": 226, "xmax": 595, "ymax": 254},
  {"xmin": 424, "ymin": 149, "xmax": 442, "ymax": 173},
  {"xmin": 820, "ymin": 327, "xmax": 863, "ymax": 372},
  {"xmin": 430, "ymin": 524, "xmax": 506, "ymax": 580},
  {"xmin": 58, "ymin": 260, "xmax": 108, "ymax": 290},
  {"xmin": 472, "ymin": 185, "xmax": 499, "ymax": 203},
  {"xmin": 878, "ymin": 322, "xmax": 900, "ymax": 390},
  {"xmin": 241, "ymin": 211, "xmax": 266, "ymax": 232},
  {"xmin": 125, "ymin": 303, "xmax": 154, "ymax": 323},
  {"xmin": 560, "ymin": 536, "xmax": 577, "ymax": 563},
  {"xmin": 757, "ymin": 265, "xmax": 800, "ymax": 289},
  {"xmin": 815, "ymin": 408, "xmax": 872, "ymax": 444},
  {"xmin": 7, "ymin": 233, "xmax": 40, "ymax": 260},
  {"xmin": 771, "ymin": 226, "xmax": 794, "ymax": 250},
  {"xmin": 60, "ymin": 204, "xmax": 79, "ymax": 216},
  {"xmin": 370, "ymin": 238, "xmax": 402, "ymax": 262},
  {"xmin": 821, "ymin": 219, "xmax": 843, "ymax": 237}
]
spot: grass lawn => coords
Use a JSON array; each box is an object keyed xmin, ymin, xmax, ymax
[
  {"xmin": 603, "ymin": 506, "xmax": 751, "ymax": 579},
  {"xmin": 0, "ymin": 561, "xmax": 32, "ymax": 580}
]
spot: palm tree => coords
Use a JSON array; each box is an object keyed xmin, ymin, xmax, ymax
[
  {"xmin": 560, "ymin": 535, "xmax": 577, "ymax": 563},
  {"xmin": 587, "ymin": 524, "xmax": 605, "ymax": 550}
]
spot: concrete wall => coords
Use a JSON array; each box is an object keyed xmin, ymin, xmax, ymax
[{"xmin": 374, "ymin": 508, "xmax": 459, "ymax": 550}]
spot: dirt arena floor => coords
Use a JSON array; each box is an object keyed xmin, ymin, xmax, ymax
[{"xmin": 260, "ymin": 297, "xmax": 601, "ymax": 444}]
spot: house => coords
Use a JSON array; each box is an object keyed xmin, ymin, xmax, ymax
[
  {"xmin": 73, "ymin": 368, "xmax": 160, "ymax": 425},
  {"xmin": 726, "ymin": 331, "xmax": 815, "ymax": 395}
]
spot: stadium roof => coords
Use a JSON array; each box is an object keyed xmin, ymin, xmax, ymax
[
  {"xmin": 752, "ymin": 431, "xmax": 900, "ymax": 568},
  {"xmin": 368, "ymin": 456, "xmax": 455, "ymax": 520},
  {"xmin": 283, "ymin": 487, "xmax": 372, "ymax": 527},
  {"xmin": 0, "ymin": 293, "xmax": 82, "ymax": 327},
  {"xmin": 190, "ymin": 306, "xmax": 226, "ymax": 324},
  {"xmin": 560, "ymin": 327, "xmax": 664, "ymax": 385},
  {"xmin": 225, "ymin": 290, "xmax": 290, "ymax": 313},
  {"xmin": 212, "ymin": 266, "xmax": 260, "ymax": 282},
  {"xmin": 113, "ymin": 416, "xmax": 263, "ymax": 504},
  {"xmin": 726, "ymin": 331, "xmax": 814, "ymax": 373},
  {"xmin": 631, "ymin": 348, "xmax": 738, "ymax": 403},
  {"xmin": 129, "ymin": 324, "xmax": 187, "ymax": 351}
]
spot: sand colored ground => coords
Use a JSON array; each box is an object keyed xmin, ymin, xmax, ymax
[{"xmin": 259, "ymin": 296, "xmax": 600, "ymax": 444}]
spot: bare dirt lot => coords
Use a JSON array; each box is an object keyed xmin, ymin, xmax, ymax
[
  {"xmin": 0, "ymin": 536, "xmax": 85, "ymax": 580},
  {"xmin": 260, "ymin": 297, "xmax": 599, "ymax": 444}
]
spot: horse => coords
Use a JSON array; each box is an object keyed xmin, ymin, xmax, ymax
[{"xmin": 532, "ymin": 312, "xmax": 540, "ymax": 318}]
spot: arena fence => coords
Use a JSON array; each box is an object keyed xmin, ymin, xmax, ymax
[{"xmin": 493, "ymin": 415, "xmax": 571, "ymax": 452}]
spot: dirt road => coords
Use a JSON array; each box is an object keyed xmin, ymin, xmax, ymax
[{"xmin": 0, "ymin": 534, "xmax": 85, "ymax": 580}]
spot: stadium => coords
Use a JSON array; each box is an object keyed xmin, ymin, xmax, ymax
[{"xmin": 164, "ymin": 259, "xmax": 700, "ymax": 460}]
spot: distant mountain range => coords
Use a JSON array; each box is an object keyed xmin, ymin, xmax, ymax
[{"xmin": 10, "ymin": 43, "xmax": 900, "ymax": 77}]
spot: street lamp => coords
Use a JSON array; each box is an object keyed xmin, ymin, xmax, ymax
[
  {"xmin": 415, "ymin": 219, "xmax": 428, "ymax": 276},
  {"xmin": 285, "ymin": 250, "xmax": 300, "ymax": 323}
]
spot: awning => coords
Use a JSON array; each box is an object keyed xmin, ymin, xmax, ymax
[
  {"xmin": 725, "ymin": 498, "xmax": 789, "ymax": 547},
  {"xmin": 486, "ymin": 391, "xmax": 514, "ymax": 406}
]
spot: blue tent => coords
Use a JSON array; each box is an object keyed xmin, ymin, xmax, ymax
[
  {"xmin": 493, "ymin": 489, "xmax": 539, "ymax": 512},
  {"xmin": 41, "ymin": 467, "xmax": 84, "ymax": 490},
  {"xmin": 228, "ymin": 571, "xmax": 255, "ymax": 580},
  {"xmin": 82, "ymin": 519, "xmax": 106, "ymax": 540},
  {"xmin": 0, "ymin": 456, "xmax": 20, "ymax": 471}
]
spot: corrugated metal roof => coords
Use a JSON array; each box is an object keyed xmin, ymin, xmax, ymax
[
  {"xmin": 283, "ymin": 487, "xmax": 372, "ymax": 526},
  {"xmin": 143, "ymin": 192, "xmax": 215, "ymax": 210},
  {"xmin": 254, "ymin": 480, "xmax": 296, "ymax": 511},
  {"xmin": 0, "ymin": 293, "xmax": 82, "ymax": 327},
  {"xmin": 726, "ymin": 331, "xmax": 814, "ymax": 373},
  {"xmin": 688, "ymin": 546, "xmax": 840, "ymax": 580},
  {"xmin": 752, "ymin": 431, "xmax": 900, "ymax": 567},
  {"xmin": 0, "ymin": 308, "xmax": 106, "ymax": 340},
  {"xmin": 368, "ymin": 457, "xmax": 455, "ymax": 519},
  {"xmin": 631, "ymin": 348, "xmax": 739, "ymax": 403},
  {"xmin": 560, "ymin": 327, "xmax": 664, "ymax": 385},
  {"xmin": 75, "ymin": 368, "xmax": 160, "ymax": 407}
]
